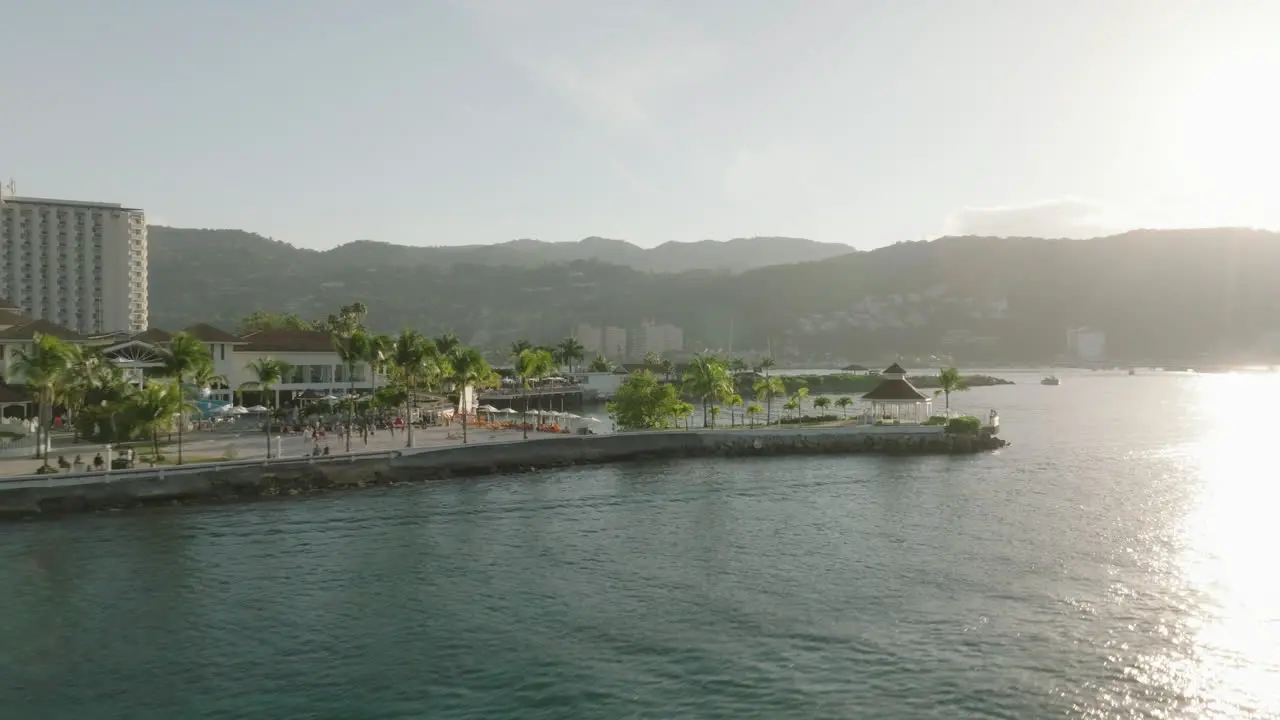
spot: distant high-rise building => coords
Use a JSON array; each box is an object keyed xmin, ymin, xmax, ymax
[
  {"xmin": 0, "ymin": 195, "xmax": 147, "ymax": 334},
  {"xmin": 1066, "ymin": 327, "xmax": 1106, "ymax": 361},
  {"xmin": 629, "ymin": 321, "xmax": 684, "ymax": 360},
  {"xmin": 602, "ymin": 326, "xmax": 628, "ymax": 360},
  {"xmin": 574, "ymin": 322, "xmax": 629, "ymax": 360}
]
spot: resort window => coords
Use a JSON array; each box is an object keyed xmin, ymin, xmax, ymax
[
  {"xmin": 351, "ymin": 364, "xmax": 366, "ymax": 382},
  {"xmin": 334, "ymin": 364, "xmax": 346, "ymax": 383},
  {"xmin": 308, "ymin": 365, "xmax": 323, "ymax": 384},
  {"xmin": 288, "ymin": 365, "xmax": 305, "ymax": 384}
]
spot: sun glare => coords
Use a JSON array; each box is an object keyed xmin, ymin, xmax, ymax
[
  {"xmin": 1166, "ymin": 374, "xmax": 1280, "ymax": 714},
  {"xmin": 1174, "ymin": 51, "xmax": 1280, "ymax": 223}
]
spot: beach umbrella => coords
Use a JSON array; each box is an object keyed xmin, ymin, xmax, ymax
[{"xmin": 247, "ymin": 405, "xmax": 269, "ymax": 412}]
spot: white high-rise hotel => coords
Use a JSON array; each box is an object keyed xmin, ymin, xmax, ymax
[{"xmin": 0, "ymin": 195, "xmax": 148, "ymax": 334}]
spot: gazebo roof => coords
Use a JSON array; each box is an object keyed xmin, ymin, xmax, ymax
[
  {"xmin": 862, "ymin": 377, "xmax": 930, "ymax": 402},
  {"xmin": 882, "ymin": 362, "xmax": 908, "ymax": 376}
]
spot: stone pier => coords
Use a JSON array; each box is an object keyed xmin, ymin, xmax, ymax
[{"xmin": 0, "ymin": 425, "xmax": 1005, "ymax": 518}]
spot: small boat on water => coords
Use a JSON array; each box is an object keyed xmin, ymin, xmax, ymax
[
  {"xmin": 1041, "ymin": 376, "xmax": 1061, "ymax": 386},
  {"xmin": 1128, "ymin": 368, "xmax": 1136, "ymax": 376}
]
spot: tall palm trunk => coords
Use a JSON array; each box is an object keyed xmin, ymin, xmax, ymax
[
  {"xmin": 405, "ymin": 378, "xmax": 415, "ymax": 448},
  {"xmin": 177, "ymin": 409, "xmax": 184, "ymax": 465},
  {"xmin": 461, "ymin": 412, "xmax": 468, "ymax": 444},
  {"xmin": 346, "ymin": 371, "xmax": 355, "ymax": 453},
  {"xmin": 522, "ymin": 376, "xmax": 530, "ymax": 440},
  {"xmin": 264, "ymin": 387, "xmax": 273, "ymax": 459}
]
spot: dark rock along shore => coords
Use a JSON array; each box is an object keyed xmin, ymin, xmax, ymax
[{"xmin": 0, "ymin": 429, "xmax": 1006, "ymax": 518}]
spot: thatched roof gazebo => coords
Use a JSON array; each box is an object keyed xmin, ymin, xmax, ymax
[{"xmin": 862, "ymin": 363, "xmax": 932, "ymax": 422}]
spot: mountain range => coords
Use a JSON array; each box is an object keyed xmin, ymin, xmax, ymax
[
  {"xmin": 147, "ymin": 226, "xmax": 1280, "ymax": 364},
  {"xmin": 150, "ymin": 230, "xmax": 854, "ymax": 276}
]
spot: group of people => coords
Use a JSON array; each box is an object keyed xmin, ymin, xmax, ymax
[{"xmin": 55, "ymin": 447, "xmax": 136, "ymax": 472}]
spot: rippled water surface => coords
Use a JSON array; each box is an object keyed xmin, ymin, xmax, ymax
[{"xmin": 4, "ymin": 371, "xmax": 1280, "ymax": 719}]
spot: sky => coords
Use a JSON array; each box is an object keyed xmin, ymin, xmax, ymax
[{"xmin": 3, "ymin": 0, "xmax": 1279, "ymax": 250}]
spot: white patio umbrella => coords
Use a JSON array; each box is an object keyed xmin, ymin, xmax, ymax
[
  {"xmin": 501, "ymin": 407, "xmax": 518, "ymax": 414},
  {"xmin": 247, "ymin": 405, "xmax": 269, "ymax": 412},
  {"xmin": 477, "ymin": 404, "xmax": 499, "ymax": 412},
  {"xmin": 231, "ymin": 406, "xmax": 250, "ymax": 415}
]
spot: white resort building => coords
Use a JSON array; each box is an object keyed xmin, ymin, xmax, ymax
[
  {"xmin": 0, "ymin": 302, "xmax": 381, "ymax": 417},
  {"xmin": 0, "ymin": 194, "xmax": 148, "ymax": 335}
]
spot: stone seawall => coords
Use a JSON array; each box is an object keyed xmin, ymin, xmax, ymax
[{"xmin": 0, "ymin": 427, "xmax": 1004, "ymax": 518}]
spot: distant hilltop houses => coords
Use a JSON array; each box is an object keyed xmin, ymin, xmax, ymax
[
  {"xmin": 795, "ymin": 289, "xmax": 1010, "ymax": 335},
  {"xmin": 574, "ymin": 321, "xmax": 684, "ymax": 362}
]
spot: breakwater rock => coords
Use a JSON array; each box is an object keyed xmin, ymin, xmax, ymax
[{"xmin": 0, "ymin": 427, "xmax": 1005, "ymax": 518}]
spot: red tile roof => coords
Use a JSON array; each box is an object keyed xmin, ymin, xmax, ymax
[
  {"xmin": 0, "ymin": 318, "xmax": 87, "ymax": 342},
  {"xmin": 132, "ymin": 328, "xmax": 174, "ymax": 344},
  {"xmin": 238, "ymin": 329, "xmax": 339, "ymax": 353},
  {"xmin": 181, "ymin": 323, "xmax": 240, "ymax": 343},
  {"xmin": 0, "ymin": 384, "xmax": 30, "ymax": 404},
  {"xmin": 0, "ymin": 308, "xmax": 30, "ymax": 327}
]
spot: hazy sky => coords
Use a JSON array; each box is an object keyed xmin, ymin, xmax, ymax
[{"xmin": 3, "ymin": 0, "xmax": 1279, "ymax": 249}]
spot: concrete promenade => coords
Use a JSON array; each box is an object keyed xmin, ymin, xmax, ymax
[{"xmin": 0, "ymin": 424, "xmax": 1004, "ymax": 518}]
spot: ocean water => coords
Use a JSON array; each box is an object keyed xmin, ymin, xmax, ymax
[{"xmin": 3, "ymin": 370, "xmax": 1280, "ymax": 719}]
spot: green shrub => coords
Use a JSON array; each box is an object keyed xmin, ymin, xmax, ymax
[
  {"xmin": 945, "ymin": 416, "xmax": 981, "ymax": 434},
  {"xmin": 778, "ymin": 414, "xmax": 840, "ymax": 425},
  {"xmin": 923, "ymin": 416, "xmax": 948, "ymax": 425}
]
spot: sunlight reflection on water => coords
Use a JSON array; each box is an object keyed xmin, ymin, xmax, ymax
[{"xmin": 1112, "ymin": 374, "xmax": 1280, "ymax": 718}]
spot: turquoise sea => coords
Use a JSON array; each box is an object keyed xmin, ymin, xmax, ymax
[{"xmin": 4, "ymin": 370, "xmax": 1279, "ymax": 718}]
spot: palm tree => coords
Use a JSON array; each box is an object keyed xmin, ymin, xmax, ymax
[
  {"xmin": 364, "ymin": 333, "xmax": 394, "ymax": 442},
  {"xmin": 509, "ymin": 340, "xmax": 533, "ymax": 363},
  {"xmin": 61, "ymin": 344, "xmax": 117, "ymax": 442},
  {"xmin": 752, "ymin": 375, "xmax": 784, "ymax": 427},
  {"xmin": 642, "ymin": 351, "xmax": 661, "ymax": 369},
  {"xmin": 707, "ymin": 405, "xmax": 722, "ymax": 428},
  {"xmin": 243, "ymin": 357, "xmax": 289, "ymax": 458},
  {"xmin": 673, "ymin": 401, "xmax": 695, "ymax": 430},
  {"xmin": 588, "ymin": 354, "xmax": 613, "ymax": 373},
  {"xmin": 392, "ymin": 330, "xmax": 435, "ymax": 448},
  {"xmin": 126, "ymin": 381, "xmax": 188, "ymax": 460},
  {"xmin": 728, "ymin": 357, "xmax": 747, "ymax": 374},
  {"xmin": 783, "ymin": 398, "xmax": 800, "ymax": 421},
  {"xmin": 681, "ymin": 353, "xmax": 732, "ymax": 427},
  {"xmin": 935, "ymin": 367, "xmax": 967, "ymax": 413},
  {"xmin": 659, "ymin": 359, "xmax": 675, "ymax": 382},
  {"xmin": 335, "ymin": 330, "xmax": 372, "ymax": 452},
  {"xmin": 516, "ymin": 347, "xmax": 555, "ymax": 439},
  {"xmin": 447, "ymin": 347, "xmax": 493, "ymax": 444},
  {"xmin": 758, "ymin": 355, "xmax": 776, "ymax": 377},
  {"xmin": 813, "ymin": 395, "xmax": 832, "ymax": 419},
  {"xmin": 792, "ymin": 387, "xmax": 810, "ymax": 425},
  {"xmin": 10, "ymin": 333, "xmax": 72, "ymax": 463},
  {"xmin": 746, "ymin": 403, "xmax": 764, "ymax": 428},
  {"xmin": 160, "ymin": 331, "xmax": 214, "ymax": 465},
  {"xmin": 435, "ymin": 332, "xmax": 461, "ymax": 359},
  {"xmin": 727, "ymin": 393, "xmax": 743, "ymax": 427},
  {"xmin": 558, "ymin": 337, "xmax": 586, "ymax": 373},
  {"xmin": 835, "ymin": 396, "xmax": 853, "ymax": 418}
]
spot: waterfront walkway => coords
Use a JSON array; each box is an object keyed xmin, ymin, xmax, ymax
[{"xmin": 0, "ymin": 424, "xmax": 526, "ymax": 478}]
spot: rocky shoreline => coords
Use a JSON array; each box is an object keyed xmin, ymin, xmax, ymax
[{"xmin": 0, "ymin": 427, "xmax": 1006, "ymax": 519}]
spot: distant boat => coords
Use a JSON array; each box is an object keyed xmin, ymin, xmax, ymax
[
  {"xmin": 1128, "ymin": 368, "xmax": 1136, "ymax": 376},
  {"xmin": 1041, "ymin": 376, "xmax": 1060, "ymax": 386}
]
